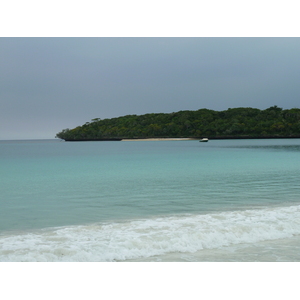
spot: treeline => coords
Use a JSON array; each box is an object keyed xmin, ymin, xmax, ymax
[{"xmin": 55, "ymin": 106, "xmax": 300, "ymax": 141}]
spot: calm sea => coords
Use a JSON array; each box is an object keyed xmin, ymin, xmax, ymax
[{"xmin": 1, "ymin": 138, "xmax": 300, "ymax": 261}]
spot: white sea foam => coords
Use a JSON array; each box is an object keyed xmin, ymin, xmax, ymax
[{"xmin": 1, "ymin": 204, "xmax": 300, "ymax": 262}]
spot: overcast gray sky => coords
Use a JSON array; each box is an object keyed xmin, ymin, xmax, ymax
[{"xmin": 1, "ymin": 37, "xmax": 300, "ymax": 139}]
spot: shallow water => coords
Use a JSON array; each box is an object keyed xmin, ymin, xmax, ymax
[{"xmin": 1, "ymin": 138, "xmax": 300, "ymax": 261}]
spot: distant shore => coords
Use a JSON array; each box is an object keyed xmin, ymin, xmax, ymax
[
  {"xmin": 121, "ymin": 136, "xmax": 300, "ymax": 142},
  {"xmin": 121, "ymin": 138, "xmax": 197, "ymax": 141},
  {"xmin": 62, "ymin": 135, "xmax": 300, "ymax": 142}
]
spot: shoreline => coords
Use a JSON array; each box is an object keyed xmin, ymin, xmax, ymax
[
  {"xmin": 61, "ymin": 136, "xmax": 300, "ymax": 142},
  {"xmin": 121, "ymin": 138, "xmax": 197, "ymax": 141}
]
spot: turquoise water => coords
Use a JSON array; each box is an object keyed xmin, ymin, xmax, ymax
[{"xmin": 1, "ymin": 139, "xmax": 300, "ymax": 261}]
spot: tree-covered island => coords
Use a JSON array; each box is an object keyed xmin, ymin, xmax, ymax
[{"xmin": 55, "ymin": 106, "xmax": 300, "ymax": 141}]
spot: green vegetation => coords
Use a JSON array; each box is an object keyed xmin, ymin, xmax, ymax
[{"xmin": 55, "ymin": 106, "xmax": 300, "ymax": 141}]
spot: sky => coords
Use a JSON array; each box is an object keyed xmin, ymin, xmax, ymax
[{"xmin": 1, "ymin": 37, "xmax": 300, "ymax": 139}]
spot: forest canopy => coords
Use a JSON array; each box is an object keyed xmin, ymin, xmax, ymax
[{"xmin": 55, "ymin": 106, "xmax": 300, "ymax": 141}]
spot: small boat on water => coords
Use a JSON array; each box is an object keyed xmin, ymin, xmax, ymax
[{"xmin": 199, "ymin": 138, "xmax": 209, "ymax": 142}]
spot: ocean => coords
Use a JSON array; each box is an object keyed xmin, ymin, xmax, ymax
[{"xmin": 1, "ymin": 138, "xmax": 300, "ymax": 262}]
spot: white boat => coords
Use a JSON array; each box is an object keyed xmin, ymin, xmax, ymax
[{"xmin": 199, "ymin": 138, "xmax": 209, "ymax": 142}]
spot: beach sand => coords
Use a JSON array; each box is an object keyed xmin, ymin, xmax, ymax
[{"xmin": 121, "ymin": 138, "xmax": 197, "ymax": 141}]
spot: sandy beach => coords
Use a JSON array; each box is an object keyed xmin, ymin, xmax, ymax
[{"xmin": 121, "ymin": 138, "xmax": 197, "ymax": 141}]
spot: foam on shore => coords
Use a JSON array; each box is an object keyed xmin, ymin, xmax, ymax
[{"xmin": 1, "ymin": 204, "xmax": 300, "ymax": 262}]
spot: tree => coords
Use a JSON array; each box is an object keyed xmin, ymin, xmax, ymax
[{"xmin": 55, "ymin": 106, "xmax": 300, "ymax": 140}]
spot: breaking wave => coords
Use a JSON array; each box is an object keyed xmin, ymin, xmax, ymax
[{"xmin": 1, "ymin": 204, "xmax": 300, "ymax": 261}]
